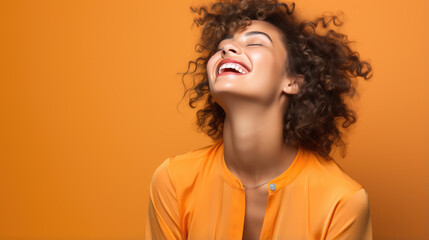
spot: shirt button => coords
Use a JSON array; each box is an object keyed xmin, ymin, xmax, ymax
[{"xmin": 269, "ymin": 183, "xmax": 276, "ymax": 191}]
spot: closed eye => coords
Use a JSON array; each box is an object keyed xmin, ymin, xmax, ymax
[{"xmin": 215, "ymin": 43, "xmax": 262, "ymax": 52}]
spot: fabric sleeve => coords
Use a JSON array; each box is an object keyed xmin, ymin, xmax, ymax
[
  {"xmin": 146, "ymin": 158, "xmax": 182, "ymax": 240},
  {"xmin": 326, "ymin": 188, "xmax": 373, "ymax": 240}
]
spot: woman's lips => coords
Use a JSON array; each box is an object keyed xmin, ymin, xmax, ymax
[
  {"xmin": 216, "ymin": 59, "xmax": 251, "ymax": 77},
  {"xmin": 217, "ymin": 71, "xmax": 245, "ymax": 76}
]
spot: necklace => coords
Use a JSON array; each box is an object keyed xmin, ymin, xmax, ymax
[
  {"xmin": 243, "ymin": 179, "xmax": 272, "ymax": 190},
  {"xmin": 242, "ymin": 170, "xmax": 286, "ymax": 190}
]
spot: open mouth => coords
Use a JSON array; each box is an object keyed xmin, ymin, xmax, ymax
[
  {"xmin": 218, "ymin": 63, "xmax": 246, "ymax": 74},
  {"xmin": 216, "ymin": 61, "xmax": 250, "ymax": 76}
]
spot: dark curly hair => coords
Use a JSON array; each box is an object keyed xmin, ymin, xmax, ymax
[{"xmin": 181, "ymin": 0, "xmax": 372, "ymax": 159}]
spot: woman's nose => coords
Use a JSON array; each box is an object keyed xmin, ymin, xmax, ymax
[{"xmin": 221, "ymin": 42, "xmax": 242, "ymax": 56}]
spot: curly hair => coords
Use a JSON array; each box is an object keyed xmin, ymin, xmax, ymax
[{"xmin": 181, "ymin": 0, "xmax": 372, "ymax": 159}]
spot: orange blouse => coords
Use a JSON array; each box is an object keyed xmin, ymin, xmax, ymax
[{"xmin": 146, "ymin": 139, "xmax": 372, "ymax": 239}]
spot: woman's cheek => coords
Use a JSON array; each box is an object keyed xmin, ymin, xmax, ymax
[
  {"xmin": 251, "ymin": 50, "xmax": 273, "ymax": 68},
  {"xmin": 207, "ymin": 57, "xmax": 217, "ymax": 81}
]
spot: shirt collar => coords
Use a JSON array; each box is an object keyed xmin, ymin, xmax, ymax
[{"xmin": 213, "ymin": 138, "xmax": 307, "ymax": 191}]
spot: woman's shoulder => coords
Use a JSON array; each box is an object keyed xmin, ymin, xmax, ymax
[
  {"xmin": 151, "ymin": 141, "xmax": 221, "ymax": 188},
  {"xmin": 167, "ymin": 142, "xmax": 218, "ymax": 171},
  {"xmin": 300, "ymin": 150, "xmax": 371, "ymax": 228},
  {"xmin": 302, "ymin": 150, "xmax": 365, "ymax": 198}
]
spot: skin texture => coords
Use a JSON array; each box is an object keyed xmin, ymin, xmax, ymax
[
  {"xmin": 186, "ymin": 0, "xmax": 372, "ymax": 159},
  {"xmin": 207, "ymin": 20, "xmax": 303, "ymax": 240}
]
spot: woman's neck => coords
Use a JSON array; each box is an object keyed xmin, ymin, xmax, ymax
[{"xmin": 222, "ymin": 101, "xmax": 298, "ymax": 185}]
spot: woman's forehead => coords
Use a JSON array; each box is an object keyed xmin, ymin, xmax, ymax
[{"xmin": 229, "ymin": 20, "xmax": 283, "ymax": 40}]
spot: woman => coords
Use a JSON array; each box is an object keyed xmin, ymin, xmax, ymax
[{"xmin": 147, "ymin": 0, "xmax": 373, "ymax": 239}]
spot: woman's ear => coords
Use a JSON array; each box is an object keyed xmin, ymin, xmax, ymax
[{"xmin": 283, "ymin": 74, "xmax": 304, "ymax": 95}]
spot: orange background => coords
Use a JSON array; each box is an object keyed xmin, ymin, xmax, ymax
[{"xmin": 0, "ymin": 0, "xmax": 427, "ymax": 239}]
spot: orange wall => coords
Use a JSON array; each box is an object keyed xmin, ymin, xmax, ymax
[{"xmin": 0, "ymin": 0, "xmax": 427, "ymax": 239}]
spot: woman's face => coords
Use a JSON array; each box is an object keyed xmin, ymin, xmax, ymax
[{"xmin": 207, "ymin": 20, "xmax": 296, "ymax": 107}]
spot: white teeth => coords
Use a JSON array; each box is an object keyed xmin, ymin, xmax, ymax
[{"xmin": 218, "ymin": 63, "xmax": 246, "ymax": 74}]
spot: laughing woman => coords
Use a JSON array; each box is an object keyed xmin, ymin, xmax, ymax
[{"xmin": 146, "ymin": 0, "xmax": 373, "ymax": 239}]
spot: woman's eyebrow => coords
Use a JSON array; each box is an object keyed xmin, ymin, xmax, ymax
[
  {"xmin": 245, "ymin": 31, "xmax": 273, "ymax": 43},
  {"xmin": 220, "ymin": 31, "xmax": 273, "ymax": 43}
]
